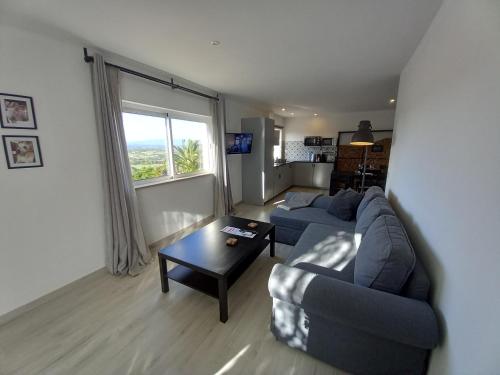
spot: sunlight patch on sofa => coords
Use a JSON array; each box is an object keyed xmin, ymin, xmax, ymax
[
  {"xmin": 268, "ymin": 265, "xmax": 316, "ymax": 305},
  {"xmin": 272, "ymin": 299, "xmax": 309, "ymax": 351},
  {"xmin": 289, "ymin": 233, "xmax": 356, "ymax": 271}
]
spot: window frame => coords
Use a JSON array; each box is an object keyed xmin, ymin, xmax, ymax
[
  {"xmin": 122, "ymin": 103, "xmax": 212, "ymax": 187},
  {"xmin": 273, "ymin": 126, "xmax": 284, "ymax": 161},
  {"xmin": 168, "ymin": 112, "xmax": 212, "ymax": 178}
]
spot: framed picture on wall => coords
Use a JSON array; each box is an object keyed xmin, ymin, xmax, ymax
[
  {"xmin": 0, "ymin": 93, "xmax": 37, "ymax": 129},
  {"xmin": 2, "ymin": 135, "xmax": 43, "ymax": 169}
]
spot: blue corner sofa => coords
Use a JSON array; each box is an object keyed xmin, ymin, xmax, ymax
[{"xmin": 268, "ymin": 187, "xmax": 439, "ymax": 375}]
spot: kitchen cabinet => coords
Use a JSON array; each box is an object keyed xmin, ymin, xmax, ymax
[
  {"xmin": 268, "ymin": 162, "xmax": 333, "ymax": 200},
  {"xmin": 273, "ymin": 164, "xmax": 293, "ymax": 196},
  {"xmin": 273, "ymin": 167, "xmax": 282, "ymax": 196},
  {"xmin": 293, "ymin": 162, "xmax": 314, "ymax": 186},
  {"xmin": 284, "ymin": 163, "xmax": 293, "ymax": 187},
  {"xmin": 292, "ymin": 162, "xmax": 333, "ymax": 189},
  {"xmin": 312, "ymin": 163, "xmax": 334, "ymax": 188}
]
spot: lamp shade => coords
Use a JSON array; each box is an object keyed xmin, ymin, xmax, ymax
[{"xmin": 351, "ymin": 120, "xmax": 374, "ymax": 146}]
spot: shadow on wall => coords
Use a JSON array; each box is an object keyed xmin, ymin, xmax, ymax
[{"xmin": 386, "ymin": 190, "xmax": 448, "ymax": 364}]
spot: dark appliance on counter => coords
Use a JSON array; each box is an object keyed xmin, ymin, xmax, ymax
[
  {"xmin": 304, "ymin": 136, "xmax": 322, "ymax": 146},
  {"xmin": 309, "ymin": 153, "xmax": 329, "ymax": 162},
  {"xmin": 309, "ymin": 153, "xmax": 322, "ymax": 162},
  {"xmin": 321, "ymin": 137, "xmax": 334, "ymax": 146},
  {"xmin": 324, "ymin": 152, "xmax": 335, "ymax": 162}
]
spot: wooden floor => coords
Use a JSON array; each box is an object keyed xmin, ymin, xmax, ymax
[{"xmin": 0, "ymin": 187, "xmax": 347, "ymax": 375}]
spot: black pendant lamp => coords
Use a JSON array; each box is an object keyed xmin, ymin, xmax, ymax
[
  {"xmin": 351, "ymin": 120, "xmax": 374, "ymax": 191},
  {"xmin": 351, "ymin": 120, "xmax": 374, "ymax": 146}
]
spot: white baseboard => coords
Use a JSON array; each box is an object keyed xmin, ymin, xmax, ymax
[{"xmin": 1, "ymin": 215, "xmax": 220, "ymax": 326}]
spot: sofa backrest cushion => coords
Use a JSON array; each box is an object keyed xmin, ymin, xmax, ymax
[
  {"xmin": 327, "ymin": 189, "xmax": 363, "ymax": 221},
  {"xmin": 310, "ymin": 195, "xmax": 334, "ymax": 209},
  {"xmin": 356, "ymin": 186, "xmax": 385, "ymax": 221},
  {"xmin": 400, "ymin": 259, "xmax": 431, "ymax": 301},
  {"xmin": 355, "ymin": 197, "xmax": 395, "ymax": 238},
  {"xmin": 354, "ymin": 215, "xmax": 416, "ymax": 294}
]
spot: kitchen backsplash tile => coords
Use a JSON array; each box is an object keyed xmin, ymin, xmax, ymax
[{"xmin": 285, "ymin": 141, "xmax": 337, "ymax": 161}]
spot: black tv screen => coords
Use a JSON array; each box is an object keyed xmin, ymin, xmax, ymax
[{"xmin": 225, "ymin": 133, "xmax": 253, "ymax": 154}]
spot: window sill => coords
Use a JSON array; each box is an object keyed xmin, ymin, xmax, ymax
[{"xmin": 134, "ymin": 172, "xmax": 214, "ymax": 190}]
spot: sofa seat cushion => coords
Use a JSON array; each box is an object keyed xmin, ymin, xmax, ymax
[
  {"xmin": 271, "ymin": 207, "xmax": 356, "ymax": 233},
  {"xmin": 354, "ymin": 215, "xmax": 416, "ymax": 294},
  {"xmin": 287, "ymin": 223, "xmax": 357, "ymax": 271},
  {"xmin": 356, "ymin": 186, "xmax": 385, "ymax": 221},
  {"xmin": 275, "ymin": 226, "xmax": 304, "ymax": 246}
]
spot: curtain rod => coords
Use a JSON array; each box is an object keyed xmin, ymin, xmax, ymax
[{"xmin": 83, "ymin": 48, "xmax": 219, "ymax": 101}]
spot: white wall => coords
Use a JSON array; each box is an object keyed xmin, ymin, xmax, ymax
[
  {"xmin": 0, "ymin": 24, "xmax": 107, "ymax": 316},
  {"xmin": 0, "ymin": 22, "xmax": 268, "ymax": 315},
  {"xmin": 385, "ymin": 1, "xmax": 500, "ymax": 374},
  {"xmin": 124, "ymin": 84, "xmax": 274, "ymax": 241},
  {"xmin": 119, "ymin": 65, "xmax": 213, "ymax": 118},
  {"xmin": 120, "ymin": 72, "xmax": 274, "ymax": 212},
  {"xmin": 284, "ymin": 110, "xmax": 395, "ymax": 141},
  {"xmin": 135, "ymin": 175, "xmax": 214, "ymax": 244},
  {"xmin": 100, "ymin": 53, "xmax": 274, "ymax": 241},
  {"xmin": 269, "ymin": 113, "xmax": 286, "ymax": 127},
  {"xmin": 119, "ymin": 72, "xmax": 216, "ymax": 244},
  {"xmin": 224, "ymin": 95, "xmax": 271, "ymax": 203}
]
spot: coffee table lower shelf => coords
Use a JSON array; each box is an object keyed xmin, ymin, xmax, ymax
[
  {"xmin": 160, "ymin": 238, "xmax": 271, "ymax": 323},
  {"xmin": 168, "ymin": 265, "xmax": 219, "ymax": 298}
]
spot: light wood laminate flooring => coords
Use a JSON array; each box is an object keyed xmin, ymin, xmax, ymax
[{"xmin": 0, "ymin": 187, "xmax": 347, "ymax": 375}]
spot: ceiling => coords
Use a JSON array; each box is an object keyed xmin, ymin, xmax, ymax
[{"xmin": 1, "ymin": 0, "xmax": 442, "ymax": 115}]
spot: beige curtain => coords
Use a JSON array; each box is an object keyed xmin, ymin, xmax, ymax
[
  {"xmin": 91, "ymin": 54, "xmax": 151, "ymax": 276},
  {"xmin": 211, "ymin": 94, "xmax": 234, "ymax": 217}
]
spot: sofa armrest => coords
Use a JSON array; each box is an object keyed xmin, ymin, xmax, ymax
[
  {"xmin": 268, "ymin": 264, "xmax": 439, "ymax": 349},
  {"xmin": 295, "ymin": 262, "xmax": 354, "ymax": 283}
]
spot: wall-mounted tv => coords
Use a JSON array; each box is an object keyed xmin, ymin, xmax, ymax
[{"xmin": 225, "ymin": 133, "xmax": 253, "ymax": 154}]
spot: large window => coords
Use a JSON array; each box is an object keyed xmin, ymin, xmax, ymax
[
  {"xmin": 122, "ymin": 109, "xmax": 210, "ymax": 185},
  {"xmin": 171, "ymin": 118, "xmax": 208, "ymax": 175},
  {"xmin": 123, "ymin": 113, "xmax": 170, "ymax": 181}
]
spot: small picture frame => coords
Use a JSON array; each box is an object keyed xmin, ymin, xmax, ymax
[
  {"xmin": 0, "ymin": 93, "xmax": 37, "ymax": 129},
  {"xmin": 2, "ymin": 135, "xmax": 43, "ymax": 169}
]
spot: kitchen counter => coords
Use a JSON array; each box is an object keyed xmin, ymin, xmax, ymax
[
  {"xmin": 291, "ymin": 161, "xmax": 334, "ymax": 164},
  {"xmin": 273, "ymin": 160, "xmax": 334, "ymax": 167},
  {"xmin": 270, "ymin": 161, "xmax": 334, "ymax": 191}
]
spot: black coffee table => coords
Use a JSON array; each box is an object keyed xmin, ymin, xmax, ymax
[{"xmin": 158, "ymin": 216, "xmax": 275, "ymax": 323}]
